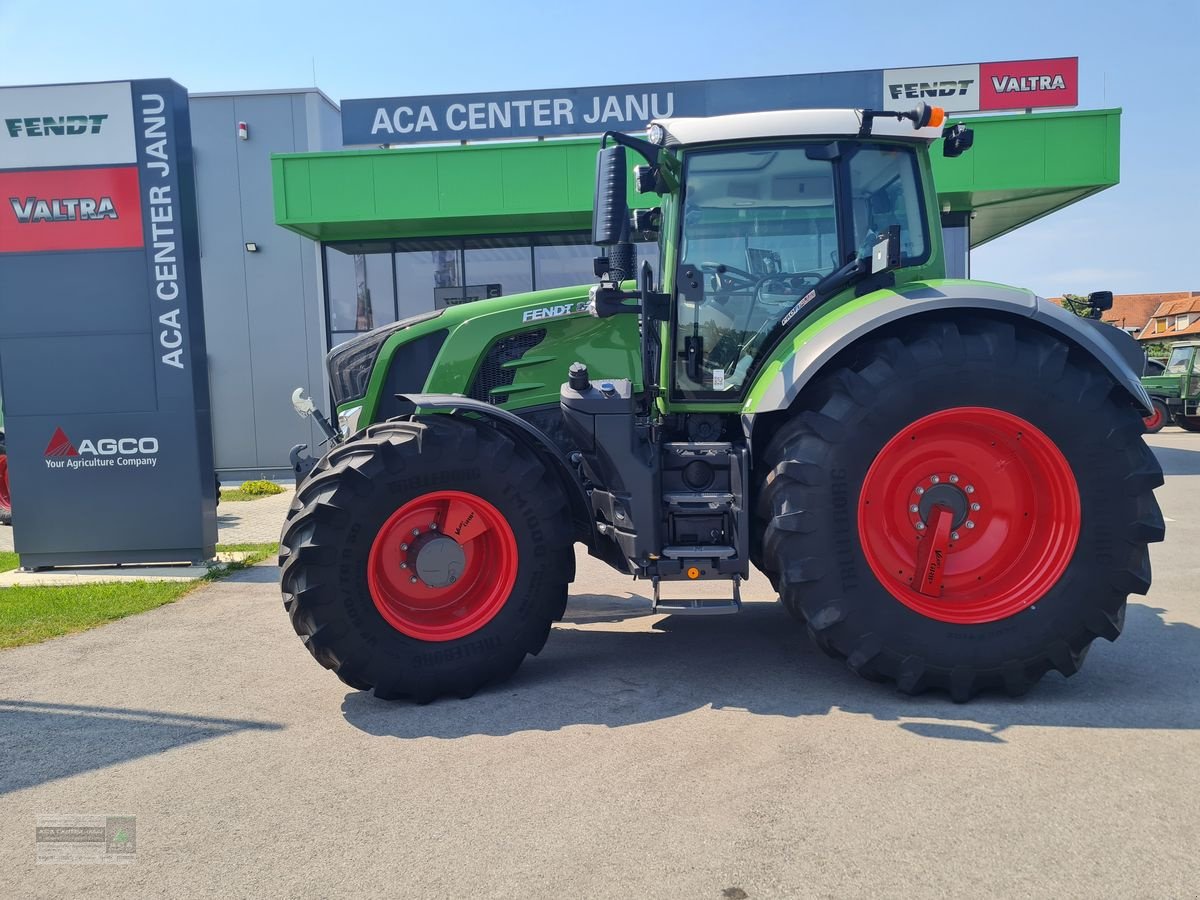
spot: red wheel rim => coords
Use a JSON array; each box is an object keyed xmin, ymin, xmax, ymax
[
  {"xmin": 0, "ymin": 454, "xmax": 10, "ymax": 512},
  {"xmin": 367, "ymin": 490, "xmax": 518, "ymax": 642},
  {"xmin": 858, "ymin": 407, "xmax": 1080, "ymax": 624},
  {"xmin": 1144, "ymin": 405, "xmax": 1163, "ymax": 430}
]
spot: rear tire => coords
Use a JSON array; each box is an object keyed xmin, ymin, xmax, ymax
[
  {"xmin": 1143, "ymin": 399, "xmax": 1169, "ymax": 433},
  {"xmin": 756, "ymin": 317, "xmax": 1165, "ymax": 700},
  {"xmin": 280, "ymin": 416, "xmax": 574, "ymax": 702},
  {"xmin": 0, "ymin": 437, "xmax": 11, "ymax": 526},
  {"xmin": 1176, "ymin": 415, "xmax": 1200, "ymax": 432}
]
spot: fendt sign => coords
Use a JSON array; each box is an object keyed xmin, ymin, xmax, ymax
[
  {"xmin": 342, "ymin": 57, "xmax": 1079, "ymax": 146},
  {"xmin": 0, "ymin": 79, "xmax": 217, "ymax": 567}
]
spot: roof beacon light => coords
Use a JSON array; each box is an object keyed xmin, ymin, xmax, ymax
[{"xmin": 858, "ymin": 102, "xmax": 946, "ymax": 138}]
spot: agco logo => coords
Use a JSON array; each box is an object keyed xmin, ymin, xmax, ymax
[
  {"xmin": 44, "ymin": 426, "xmax": 159, "ymax": 471},
  {"xmin": 4, "ymin": 114, "xmax": 108, "ymax": 138},
  {"xmin": 10, "ymin": 195, "xmax": 118, "ymax": 223}
]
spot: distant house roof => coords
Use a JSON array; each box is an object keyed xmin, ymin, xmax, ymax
[
  {"xmin": 1047, "ymin": 291, "xmax": 1194, "ymax": 334},
  {"xmin": 1135, "ymin": 292, "xmax": 1200, "ymax": 341}
]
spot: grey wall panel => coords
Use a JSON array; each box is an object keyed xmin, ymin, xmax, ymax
[
  {"xmin": 0, "ymin": 332, "xmax": 157, "ymax": 416},
  {"xmin": 232, "ymin": 93, "xmax": 312, "ymax": 472},
  {"xmin": 191, "ymin": 96, "xmax": 258, "ymax": 473},
  {"xmin": 189, "ymin": 89, "xmax": 339, "ymax": 474},
  {"xmin": 0, "ymin": 249, "xmax": 151, "ymax": 336}
]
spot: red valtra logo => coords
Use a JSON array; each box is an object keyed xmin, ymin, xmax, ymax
[{"xmin": 45, "ymin": 427, "xmax": 79, "ymax": 457}]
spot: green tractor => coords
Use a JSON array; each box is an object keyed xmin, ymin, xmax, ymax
[
  {"xmin": 1142, "ymin": 342, "xmax": 1200, "ymax": 433},
  {"xmin": 281, "ymin": 104, "xmax": 1164, "ymax": 702}
]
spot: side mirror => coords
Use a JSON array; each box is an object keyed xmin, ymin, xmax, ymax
[
  {"xmin": 870, "ymin": 225, "xmax": 901, "ymax": 274},
  {"xmin": 592, "ymin": 145, "xmax": 629, "ymax": 247},
  {"xmin": 943, "ymin": 123, "xmax": 974, "ymax": 158}
]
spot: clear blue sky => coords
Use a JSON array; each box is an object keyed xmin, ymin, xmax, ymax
[{"xmin": 2, "ymin": 0, "xmax": 1196, "ymax": 296}]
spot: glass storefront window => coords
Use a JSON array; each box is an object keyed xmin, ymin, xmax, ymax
[
  {"xmin": 396, "ymin": 247, "xmax": 463, "ymax": 316},
  {"xmin": 464, "ymin": 244, "xmax": 532, "ymax": 301},
  {"xmin": 533, "ymin": 240, "xmax": 596, "ymax": 291},
  {"xmin": 326, "ymin": 245, "xmax": 396, "ymax": 333}
]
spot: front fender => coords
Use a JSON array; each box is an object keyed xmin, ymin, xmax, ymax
[{"xmin": 743, "ymin": 279, "xmax": 1152, "ymax": 415}]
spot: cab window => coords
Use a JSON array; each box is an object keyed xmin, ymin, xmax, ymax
[
  {"xmin": 673, "ymin": 146, "xmax": 839, "ymax": 399},
  {"xmin": 847, "ymin": 145, "xmax": 928, "ymax": 264}
]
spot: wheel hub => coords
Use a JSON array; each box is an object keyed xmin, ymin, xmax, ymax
[
  {"xmin": 411, "ymin": 533, "xmax": 466, "ymax": 588},
  {"xmin": 915, "ymin": 482, "xmax": 970, "ymax": 530}
]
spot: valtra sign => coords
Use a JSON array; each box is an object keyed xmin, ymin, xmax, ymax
[{"xmin": 884, "ymin": 58, "xmax": 1078, "ymax": 113}]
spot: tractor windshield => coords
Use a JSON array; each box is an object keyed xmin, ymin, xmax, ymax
[
  {"xmin": 673, "ymin": 143, "xmax": 928, "ymax": 399},
  {"xmin": 1164, "ymin": 346, "xmax": 1194, "ymax": 375}
]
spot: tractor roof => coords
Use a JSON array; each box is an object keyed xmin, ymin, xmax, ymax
[{"xmin": 652, "ymin": 108, "xmax": 943, "ymax": 148}]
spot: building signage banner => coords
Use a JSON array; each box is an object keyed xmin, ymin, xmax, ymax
[
  {"xmin": 0, "ymin": 79, "xmax": 217, "ymax": 567},
  {"xmin": 341, "ymin": 69, "xmax": 883, "ymax": 145},
  {"xmin": 884, "ymin": 58, "xmax": 1078, "ymax": 113},
  {"xmin": 343, "ymin": 58, "xmax": 1079, "ymax": 146}
]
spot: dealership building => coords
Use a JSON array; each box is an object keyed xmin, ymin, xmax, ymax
[{"xmin": 134, "ymin": 57, "xmax": 1117, "ymax": 475}]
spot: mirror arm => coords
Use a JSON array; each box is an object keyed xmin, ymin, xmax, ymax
[{"xmin": 601, "ymin": 130, "xmax": 660, "ymax": 167}]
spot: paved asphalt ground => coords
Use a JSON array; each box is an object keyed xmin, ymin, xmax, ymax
[{"xmin": 1, "ymin": 432, "xmax": 1197, "ymax": 898}]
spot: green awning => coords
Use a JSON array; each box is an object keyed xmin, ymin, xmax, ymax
[{"xmin": 272, "ymin": 108, "xmax": 1120, "ymax": 249}]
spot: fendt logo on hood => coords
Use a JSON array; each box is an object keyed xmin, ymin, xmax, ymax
[
  {"xmin": 44, "ymin": 427, "xmax": 159, "ymax": 471},
  {"xmin": 4, "ymin": 114, "xmax": 108, "ymax": 138},
  {"xmin": 10, "ymin": 196, "xmax": 118, "ymax": 223}
]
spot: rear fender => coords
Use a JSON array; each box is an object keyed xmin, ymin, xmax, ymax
[
  {"xmin": 743, "ymin": 280, "xmax": 1152, "ymax": 419},
  {"xmin": 391, "ymin": 394, "xmax": 593, "ymax": 547}
]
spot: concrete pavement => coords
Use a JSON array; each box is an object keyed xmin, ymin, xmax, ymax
[{"xmin": 0, "ymin": 434, "xmax": 1197, "ymax": 898}]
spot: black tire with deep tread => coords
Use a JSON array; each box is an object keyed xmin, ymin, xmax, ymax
[
  {"xmin": 1177, "ymin": 415, "xmax": 1200, "ymax": 433},
  {"xmin": 279, "ymin": 415, "xmax": 574, "ymax": 702},
  {"xmin": 755, "ymin": 316, "xmax": 1165, "ymax": 701}
]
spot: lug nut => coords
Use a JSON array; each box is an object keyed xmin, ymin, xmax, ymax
[
  {"xmin": 951, "ymin": 531, "xmax": 960, "ymax": 540},
  {"xmin": 965, "ymin": 485, "xmax": 975, "ymax": 494},
  {"xmin": 971, "ymin": 502, "xmax": 981, "ymax": 511},
  {"xmin": 915, "ymin": 486, "xmax": 925, "ymax": 495},
  {"xmin": 430, "ymin": 523, "xmax": 438, "ymax": 530},
  {"xmin": 400, "ymin": 562, "xmax": 408, "ymax": 569},
  {"xmin": 409, "ymin": 576, "xmax": 418, "ymax": 584},
  {"xmin": 916, "ymin": 522, "xmax": 926, "ymax": 531},
  {"xmin": 412, "ymin": 528, "xmax": 420, "ymax": 536},
  {"xmin": 400, "ymin": 543, "xmax": 408, "ymax": 551},
  {"xmin": 965, "ymin": 520, "xmax": 975, "ymax": 529},
  {"xmin": 909, "ymin": 504, "xmax": 919, "ymax": 513},
  {"xmin": 930, "ymin": 475, "xmax": 940, "ymax": 484},
  {"xmin": 949, "ymin": 474, "xmax": 959, "ymax": 484}
]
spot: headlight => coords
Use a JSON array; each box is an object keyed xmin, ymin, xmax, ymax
[
  {"xmin": 647, "ymin": 123, "xmax": 666, "ymax": 145},
  {"xmin": 337, "ymin": 405, "xmax": 363, "ymax": 439},
  {"xmin": 326, "ymin": 310, "xmax": 444, "ymax": 405}
]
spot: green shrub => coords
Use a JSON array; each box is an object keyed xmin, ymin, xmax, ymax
[{"xmin": 240, "ymin": 479, "xmax": 284, "ymax": 496}]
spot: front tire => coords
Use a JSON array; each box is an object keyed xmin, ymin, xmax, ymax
[
  {"xmin": 756, "ymin": 317, "xmax": 1165, "ymax": 700},
  {"xmin": 280, "ymin": 416, "xmax": 574, "ymax": 702}
]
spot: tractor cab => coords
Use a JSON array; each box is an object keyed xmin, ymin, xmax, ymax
[
  {"xmin": 1142, "ymin": 341, "xmax": 1200, "ymax": 431},
  {"xmin": 586, "ymin": 104, "xmax": 960, "ymax": 407}
]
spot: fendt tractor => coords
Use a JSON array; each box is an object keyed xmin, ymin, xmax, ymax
[
  {"xmin": 281, "ymin": 103, "xmax": 1165, "ymax": 703},
  {"xmin": 1142, "ymin": 342, "xmax": 1200, "ymax": 433}
]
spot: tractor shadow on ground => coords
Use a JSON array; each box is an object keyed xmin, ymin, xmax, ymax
[
  {"xmin": 0, "ymin": 701, "xmax": 283, "ymax": 795},
  {"xmin": 341, "ymin": 595, "xmax": 1200, "ymax": 743},
  {"xmin": 1150, "ymin": 443, "xmax": 1200, "ymax": 476}
]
